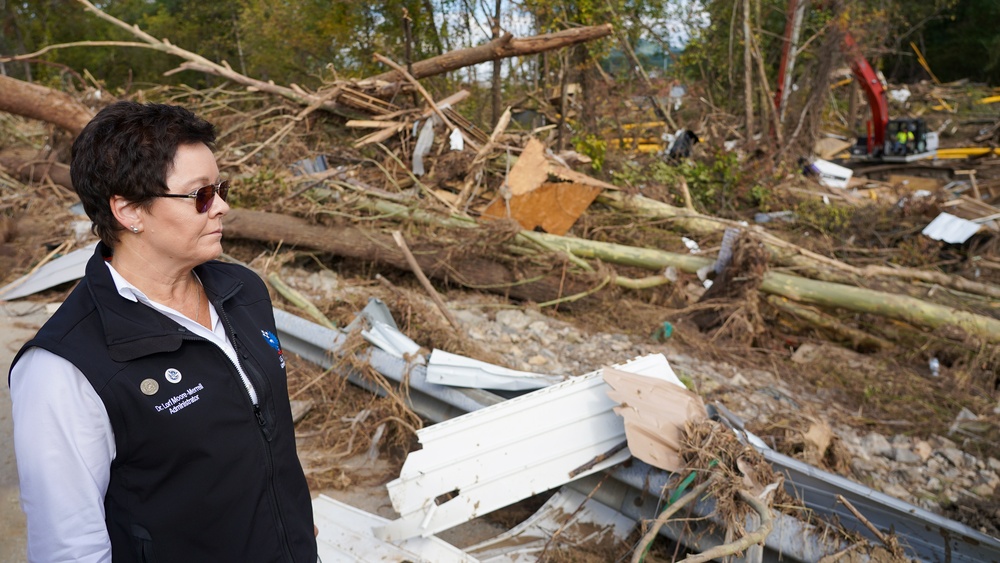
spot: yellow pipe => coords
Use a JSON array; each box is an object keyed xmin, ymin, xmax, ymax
[{"xmin": 934, "ymin": 147, "xmax": 1000, "ymax": 159}]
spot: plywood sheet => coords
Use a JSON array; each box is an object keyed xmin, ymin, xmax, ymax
[
  {"xmin": 888, "ymin": 174, "xmax": 943, "ymax": 192},
  {"xmin": 508, "ymin": 137, "xmax": 549, "ymax": 196},
  {"xmin": 481, "ymin": 182, "xmax": 601, "ymax": 235}
]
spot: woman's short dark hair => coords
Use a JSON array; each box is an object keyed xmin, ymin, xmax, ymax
[{"xmin": 71, "ymin": 101, "xmax": 216, "ymax": 247}]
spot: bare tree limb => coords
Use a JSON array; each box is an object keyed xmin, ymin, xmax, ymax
[
  {"xmin": 631, "ymin": 475, "xmax": 718, "ymax": 563},
  {"xmin": 365, "ymin": 25, "xmax": 613, "ymax": 83},
  {"xmin": 675, "ymin": 488, "xmax": 776, "ymax": 563},
  {"xmin": 71, "ymin": 0, "xmax": 353, "ymax": 116}
]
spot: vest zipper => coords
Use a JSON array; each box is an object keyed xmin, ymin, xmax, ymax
[{"xmin": 218, "ymin": 303, "xmax": 298, "ymax": 563}]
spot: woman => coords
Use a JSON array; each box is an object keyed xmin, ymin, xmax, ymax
[{"xmin": 10, "ymin": 101, "xmax": 318, "ymax": 562}]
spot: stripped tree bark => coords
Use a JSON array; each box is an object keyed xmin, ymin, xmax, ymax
[{"xmin": 490, "ymin": 0, "xmax": 503, "ymax": 126}]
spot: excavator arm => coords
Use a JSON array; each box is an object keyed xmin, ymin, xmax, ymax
[{"xmin": 842, "ymin": 32, "xmax": 889, "ymax": 152}]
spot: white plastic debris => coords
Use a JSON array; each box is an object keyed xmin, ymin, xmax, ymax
[
  {"xmin": 922, "ymin": 212, "xmax": 981, "ymax": 244},
  {"xmin": 412, "ymin": 119, "xmax": 436, "ymax": 176},
  {"xmin": 682, "ymin": 237, "xmax": 701, "ymax": 254},
  {"xmin": 312, "ymin": 494, "xmax": 477, "ymax": 562},
  {"xmin": 889, "ymin": 88, "xmax": 911, "ymax": 104},
  {"xmin": 0, "ymin": 242, "xmax": 96, "ymax": 301},
  {"xmin": 449, "ymin": 128, "xmax": 464, "ymax": 151},
  {"xmin": 810, "ymin": 159, "xmax": 853, "ymax": 189},
  {"xmin": 375, "ymin": 354, "xmax": 672, "ymax": 543}
]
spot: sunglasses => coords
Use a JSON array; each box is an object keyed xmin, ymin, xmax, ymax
[{"xmin": 156, "ymin": 179, "xmax": 230, "ymax": 213}]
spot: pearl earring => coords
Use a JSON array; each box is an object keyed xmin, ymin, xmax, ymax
[{"xmin": 130, "ymin": 225, "xmax": 140, "ymax": 234}]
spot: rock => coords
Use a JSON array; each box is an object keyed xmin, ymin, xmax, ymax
[
  {"xmin": 729, "ymin": 373, "xmax": 750, "ymax": 387},
  {"xmin": 933, "ymin": 435, "xmax": 958, "ymax": 449},
  {"xmin": 527, "ymin": 354, "xmax": 548, "ymax": 366},
  {"xmin": 940, "ymin": 447, "xmax": 966, "ymax": 468},
  {"xmin": 495, "ymin": 309, "xmax": 532, "ymax": 331},
  {"xmin": 851, "ymin": 458, "xmax": 877, "ymax": 475},
  {"xmin": 926, "ymin": 477, "xmax": 943, "ymax": 492},
  {"xmin": 862, "ymin": 432, "xmax": 893, "ymax": 458},
  {"xmin": 914, "ymin": 440, "xmax": 933, "ymax": 462},
  {"xmin": 883, "ymin": 483, "xmax": 912, "ymax": 501},
  {"xmin": 972, "ymin": 484, "xmax": 996, "ymax": 497},
  {"xmin": 978, "ymin": 470, "xmax": 1000, "ymax": 488},
  {"xmin": 989, "ymin": 458, "xmax": 1000, "ymax": 472},
  {"xmin": 527, "ymin": 320, "xmax": 548, "ymax": 334},
  {"xmin": 893, "ymin": 447, "xmax": 922, "ymax": 464}
]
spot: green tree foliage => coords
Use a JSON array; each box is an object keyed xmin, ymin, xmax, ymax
[
  {"xmin": 1, "ymin": 0, "xmax": 461, "ymax": 89},
  {"xmin": 916, "ymin": 0, "xmax": 1000, "ymax": 85}
]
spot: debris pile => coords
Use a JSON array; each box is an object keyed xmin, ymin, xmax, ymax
[{"xmin": 2, "ymin": 2, "xmax": 1000, "ymax": 561}]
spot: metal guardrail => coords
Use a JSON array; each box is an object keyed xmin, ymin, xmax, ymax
[{"xmin": 275, "ymin": 306, "xmax": 1000, "ymax": 563}]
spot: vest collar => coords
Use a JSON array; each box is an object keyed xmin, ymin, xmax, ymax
[{"xmin": 87, "ymin": 242, "xmax": 243, "ymax": 362}]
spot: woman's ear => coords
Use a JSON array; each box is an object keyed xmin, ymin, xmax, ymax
[{"xmin": 110, "ymin": 195, "xmax": 142, "ymax": 232}]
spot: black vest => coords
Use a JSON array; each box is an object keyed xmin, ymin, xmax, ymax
[{"xmin": 12, "ymin": 243, "xmax": 317, "ymax": 563}]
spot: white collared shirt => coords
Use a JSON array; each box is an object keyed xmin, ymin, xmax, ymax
[{"xmin": 11, "ymin": 262, "xmax": 256, "ymax": 563}]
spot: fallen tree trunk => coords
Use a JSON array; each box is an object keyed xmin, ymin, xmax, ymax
[
  {"xmin": 0, "ymin": 148, "xmax": 74, "ymax": 189},
  {"xmin": 222, "ymin": 209, "xmax": 591, "ymax": 303},
  {"xmin": 359, "ymin": 197, "xmax": 1000, "ymax": 344},
  {"xmin": 365, "ymin": 24, "xmax": 614, "ymax": 83},
  {"xmin": 599, "ymin": 191, "xmax": 1000, "ymax": 301},
  {"xmin": 0, "ymin": 75, "xmax": 93, "ymax": 135},
  {"xmin": 534, "ymin": 231, "xmax": 1000, "ymax": 344}
]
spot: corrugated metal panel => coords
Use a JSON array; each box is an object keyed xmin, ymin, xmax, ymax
[
  {"xmin": 373, "ymin": 354, "xmax": 671, "ymax": 542},
  {"xmin": 313, "ymin": 494, "xmax": 477, "ymax": 562}
]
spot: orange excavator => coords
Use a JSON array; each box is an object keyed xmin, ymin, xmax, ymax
[{"xmin": 774, "ymin": 1, "xmax": 933, "ymax": 162}]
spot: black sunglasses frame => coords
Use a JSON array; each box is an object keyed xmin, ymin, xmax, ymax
[{"xmin": 155, "ymin": 179, "xmax": 230, "ymax": 213}]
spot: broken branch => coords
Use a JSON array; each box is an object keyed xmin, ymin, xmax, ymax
[
  {"xmin": 392, "ymin": 230, "xmax": 459, "ymax": 331},
  {"xmin": 631, "ymin": 474, "xmax": 718, "ymax": 563},
  {"xmin": 266, "ymin": 272, "xmax": 337, "ymax": 329},
  {"xmin": 365, "ymin": 25, "xmax": 614, "ymax": 83},
  {"xmin": 372, "ymin": 53, "xmax": 459, "ymax": 136},
  {"xmin": 675, "ymin": 488, "xmax": 775, "ymax": 563}
]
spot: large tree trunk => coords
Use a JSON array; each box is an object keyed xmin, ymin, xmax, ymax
[
  {"xmin": 0, "ymin": 75, "xmax": 93, "ymax": 135},
  {"xmin": 0, "ymin": 147, "xmax": 74, "ymax": 189},
  {"xmin": 222, "ymin": 209, "xmax": 590, "ymax": 304},
  {"xmin": 366, "ymin": 24, "xmax": 613, "ymax": 83}
]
